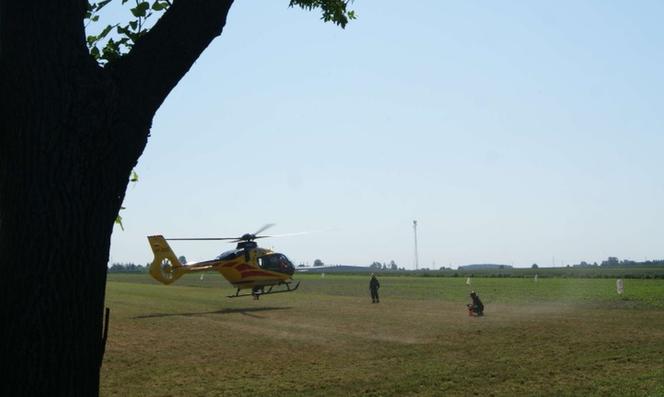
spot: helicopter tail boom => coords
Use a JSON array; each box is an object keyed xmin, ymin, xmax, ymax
[{"xmin": 148, "ymin": 235, "xmax": 188, "ymax": 285}]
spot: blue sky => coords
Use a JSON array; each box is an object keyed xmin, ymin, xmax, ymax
[{"xmin": 105, "ymin": 1, "xmax": 663, "ymax": 268}]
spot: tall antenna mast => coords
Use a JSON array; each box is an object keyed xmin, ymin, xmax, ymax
[{"xmin": 413, "ymin": 220, "xmax": 419, "ymax": 270}]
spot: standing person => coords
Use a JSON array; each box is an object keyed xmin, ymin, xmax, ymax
[
  {"xmin": 369, "ymin": 273, "xmax": 380, "ymax": 303},
  {"xmin": 467, "ymin": 291, "xmax": 484, "ymax": 316}
]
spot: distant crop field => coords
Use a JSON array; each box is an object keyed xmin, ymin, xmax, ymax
[{"xmin": 101, "ymin": 274, "xmax": 664, "ymax": 396}]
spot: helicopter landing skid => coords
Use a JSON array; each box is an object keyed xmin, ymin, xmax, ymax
[{"xmin": 228, "ymin": 281, "xmax": 301, "ymax": 298}]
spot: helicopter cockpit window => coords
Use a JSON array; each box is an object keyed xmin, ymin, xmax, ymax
[
  {"xmin": 216, "ymin": 249, "xmax": 241, "ymax": 261},
  {"xmin": 259, "ymin": 254, "xmax": 292, "ymax": 271}
]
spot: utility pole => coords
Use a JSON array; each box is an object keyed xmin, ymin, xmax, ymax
[{"xmin": 413, "ymin": 220, "xmax": 419, "ymax": 270}]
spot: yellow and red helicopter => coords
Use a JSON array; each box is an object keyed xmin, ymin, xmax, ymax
[{"xmin": 148, "ymin": 224, "xmax": 300, "ymax": 298}]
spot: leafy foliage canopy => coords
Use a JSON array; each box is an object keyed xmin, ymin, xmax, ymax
[{"xmin": 86, "ymin": 0, "xmax": 356, "ymax": 64}]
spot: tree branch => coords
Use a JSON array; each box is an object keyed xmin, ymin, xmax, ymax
[{"xmin": 107, "ymin": 0, "xmax": 235, "ymax": 127}]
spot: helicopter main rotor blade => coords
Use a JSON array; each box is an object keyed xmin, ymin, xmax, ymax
[
  {"xmin": 230, "ymin": 235, "xmax": 271, "ymax": 243},
  {"xmin": 166, "ymin": 237, "xmax": 238, "ymax": 241},
  {"xmin": 266, "ymin": 231, "xmax": 314, "ymax": 238},
  {"xmin": 253, "ymin": 223, "xmax": 275, "ymax": 236},
  {"xmin": 228, "ymin": 231, "xmax": 315, "ymax": 242},
  {"xmin": 167, "ymin": 228, "xmax": 317, "ymax": 243}
]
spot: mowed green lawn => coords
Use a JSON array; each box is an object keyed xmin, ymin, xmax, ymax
[{"xmin": 101, "ymin": 274, "xmax": 664, "ymax": 397}]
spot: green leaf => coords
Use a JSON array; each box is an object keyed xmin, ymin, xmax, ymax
[
  {"xmin": 130, "ymin": 171, "xmax": 139, "ymax": 182},
  {"xmin": 289, "ymin": 0, "xmax": 356, "ymax": 29},
  {"xmin": 152, "ymin": 1, "xmax": 167, "ymax": 11},
  {"xmin": 130, "ymin": 2, "xmax": 150, "ymax": 17},
  {"xmin": 117, "ymin": 25, "xmax": 130, "ymax": 35},
  {"xmin": 86, "ymin": 1, "xmax": 96, "ymax": 13},
  {"xmin": 96, "ymin": 0, "xmax": 113, "ymax": 12},
  {"xmin": 115, "ymin": 214, "xmax": 125, "ymax": 231},
  {"xmin": 97, "ymin": 24, "xmax": 114, "ymax": 40},
  {"xmin": 101, "ymin": 38, "xmax": 123, "ymax": 62},
  {"xmin": 117, "ymin": 37, "xmax": 131, "ymax": 47},
  {"xmin": 90, "ymin": 46, "xmax": 100, "ymax": 59},
  {"xmin": 117, "ymin": 24, "xmax": 139, "ymax": 42},
  {"xmin": 86, "ymin": 35, "xmax": 98, "ymax": 46}
]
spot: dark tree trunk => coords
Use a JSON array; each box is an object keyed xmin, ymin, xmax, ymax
[
  {"xmin": 0, "ymin": 1, "xmax": 233, "ymax": 395},
  {"xmin": 0, "ymin": 3, "xmax": 141, "ymax": 395}
]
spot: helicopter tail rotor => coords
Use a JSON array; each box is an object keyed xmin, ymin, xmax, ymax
[{"xmin": 148, "ymin": 235, "xmax": 187, "ymax": 285}]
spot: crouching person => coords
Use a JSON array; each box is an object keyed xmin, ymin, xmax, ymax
[{"xmin": 467, "ymin": 291, "xmax": 484, "ymax": 316}]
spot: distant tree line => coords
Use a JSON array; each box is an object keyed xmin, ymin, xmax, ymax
[
  {"xmin": 109, "ymin": 255, "xmax": 186, "ymax": 273},
  {"xmin": 573, "ymin": 257, "xmax": 664, "ymax": 268},
  {"xmin": 369, "ymin": 261, "xmax": 403, "ymax": 271},
  {"xmin": 294, "ymin": 256, "xmax": 664, "ymax": 278},
  {"xmin": 297, "ymin": 259, "xmax": 405, "ymax": 271},
  {"xmin": 108, "ymin": 263, "xmax": 148, "ymax": 273},
  {"xmin": 457, "ymin": 264, "xmax": 513, "ymax": 271}
]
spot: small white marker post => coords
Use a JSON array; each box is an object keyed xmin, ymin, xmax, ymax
[
  {"xmin": 534, "ymin": 274, "xmax": 538, "ymax": 282},
  {"xmin": 616, "ymin": 278, "xmax": 624, "ymax": 296},
  {"xmin": 466, "ymin": 277, "xmax": 471, "ymax": 286}
]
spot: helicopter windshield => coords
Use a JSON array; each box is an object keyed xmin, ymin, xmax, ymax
[{"xmin": 258, "ymin": 253, "xmax": 294, "ymax": 274}]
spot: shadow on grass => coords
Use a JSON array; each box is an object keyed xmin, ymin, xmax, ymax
[{"xmin": 133, "ymin": 306, "xmax": 292, "ymax": 320}]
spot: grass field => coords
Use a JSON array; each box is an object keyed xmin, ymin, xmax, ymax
[{"xmin": 101, "ymin": 273, "xmax": 664, "ymax": 396}]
